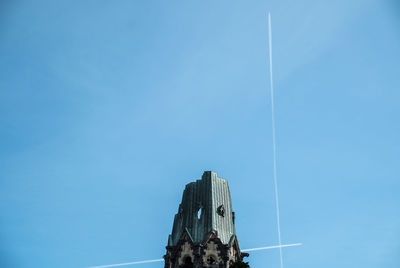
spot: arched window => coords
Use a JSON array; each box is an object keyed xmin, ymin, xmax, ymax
[{"xmin": 181, "ymin": 256, "xmax": 193, "ymax": 268}]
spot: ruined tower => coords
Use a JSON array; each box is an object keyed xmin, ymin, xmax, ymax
[{"xmin": 164, "ymin": 171, "xmax": 248, "ymax": 268}]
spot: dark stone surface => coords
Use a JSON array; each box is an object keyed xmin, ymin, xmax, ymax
[{"xmin": 165, "ymin": 172, "xmax": 248, "ymax": 268}]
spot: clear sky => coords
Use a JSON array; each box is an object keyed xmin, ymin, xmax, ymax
[{"xmin": 0, "ymin": 0, "xmax": 399, "ymax": 267}]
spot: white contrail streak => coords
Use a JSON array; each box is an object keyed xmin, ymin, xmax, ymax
[
  {"xmin": 87, "ymin": 243, "xmax": 302, "ymax": 268},
  {"xmin": 242, "ymin": 243, "xmax": 302, "ymax": 252},
  {"xmin": 267, "ymin": 12, "xmax": 284, "ymax": 268},
  {"xmin": 87, "ymin": 259, "xmax": 164, "ymax": 268}
]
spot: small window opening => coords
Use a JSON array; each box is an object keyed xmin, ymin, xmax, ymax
[
  {"xmin": 182, "ymin": 256, "xmax": 193, "ymax": 268},
  {"xmin": 207, "ymin": 256, "xmax": 216, "ymax": 264},
  {"xmin": 217, "ymin": 204, "xmax": 225, "ymax": 217},
  {"xmin": 197, "ymin": 207, "xmax": 202, "ymax": 219}
]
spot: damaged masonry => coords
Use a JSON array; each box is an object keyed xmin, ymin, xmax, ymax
[{"xmin": 164, "ymin": 171, "xmax": 248, "ymax": 268}]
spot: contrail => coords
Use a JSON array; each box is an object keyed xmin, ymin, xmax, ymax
[
  {"xmin": 242, "ymin": 243, "xmax": 302, "ymax": 252},
  {"xmin": 267, "ymin": 12, "xmax": 284, "ymax": 268},
  {"xmin": 87, "ymin": 259, "xmax": 164, "ymax": 268},
  {"xmin": 87, "ymin": 243, "xmax": 302, "ymax": 268}
]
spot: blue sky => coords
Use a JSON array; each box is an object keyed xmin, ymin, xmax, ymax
[{"xmin": 0, "ymin": 0, "xmax": 399, "ymax": 267}]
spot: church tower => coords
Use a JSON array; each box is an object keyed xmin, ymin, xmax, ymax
[{"xmin": 164, "ymin": 171, "xmax": 248, "ymax": 268}]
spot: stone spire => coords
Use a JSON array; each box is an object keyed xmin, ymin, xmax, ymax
[{"xmin": 164, "ymin": 171, "xmax": 248, "ymax": 268}]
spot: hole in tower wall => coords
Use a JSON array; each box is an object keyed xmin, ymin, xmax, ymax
[{"xmin": 197, "ymin": 207, "xmax": 202, "ymax": 219}]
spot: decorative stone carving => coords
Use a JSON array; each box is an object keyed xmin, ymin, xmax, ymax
[{"xmin": 178, "ymin": 242, "xmax": 194, "ymax": 266}]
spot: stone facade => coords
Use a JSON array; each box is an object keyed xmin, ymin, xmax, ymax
[{"xmin": 164, "ymin": 171, "xmax": 248, "ymax": 268}]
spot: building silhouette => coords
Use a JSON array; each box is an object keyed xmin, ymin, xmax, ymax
[{"xmin": 164, "ymin": 171, "xmax": 248, "ymax": 268}]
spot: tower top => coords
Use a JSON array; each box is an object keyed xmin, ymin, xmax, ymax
[{"xmin": 168, "ymin": 171, "xmax": 236, "ymax": 246}]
